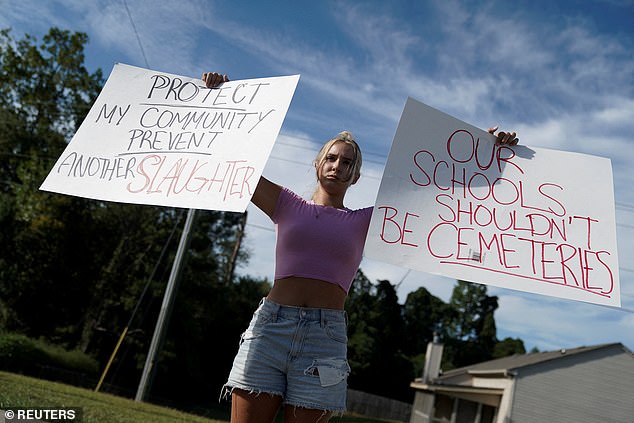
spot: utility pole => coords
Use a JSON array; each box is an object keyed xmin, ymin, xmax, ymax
[{"xmin": 135, "ymin": 208, "xmax": 197, "ymax": 402}]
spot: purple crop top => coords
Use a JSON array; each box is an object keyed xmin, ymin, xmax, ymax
[{"xmin": 271, "ymin": 187, "xmax": 373, "ymax": 293}]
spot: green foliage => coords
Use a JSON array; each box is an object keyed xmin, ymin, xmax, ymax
[
  {"xmin": 0, "ymin": 333, "xmax": 98, "ymax": 377},
  {"xmin": 0, "ymin": 333, "xmax": 47, "ymax": 374},
  {"xmin": 344, "ymin": 271, "xmax": 527, "ymax": 400},
  {"xmin": 403, "ymin": 287, "xmax": 449, "ymax": 354},
  {"xmin": 0, "ymin": 27, "xmax": 106, "ymax": 344},
  {"xmin": 346, "ymin": 273, "xmax": 414, "ymax": 401},
  {"xmin": 437, "ymin": 280, "xmax": 500, "ymax": 368},
  {"xmin": 446, "ymin": 280, "xmax": 497, "ymax": 342},
  {"xmin": 150, "ymin": 273, "xmax": 271, "ymax": 402},
  {"xmin": 493, "ymin": 337, "xmax": 526, "ymax": 358}
]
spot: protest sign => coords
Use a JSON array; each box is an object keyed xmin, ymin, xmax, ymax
[
  {"xmin": 40, "ymin": 63, "xmax": 299, "ymax": 212},
  {"xmin": 365, "ymin": 97, "xmax": 620, "ymax": 307}
]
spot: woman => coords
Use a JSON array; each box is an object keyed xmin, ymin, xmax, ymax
[{"xmin": 203, "ymin": 72, "xmax": 518, "ymax": 423}]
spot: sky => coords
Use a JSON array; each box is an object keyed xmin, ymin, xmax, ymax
[{"xmin": 2, "ymin": 0, "xmax": 633, "ymax": 354}]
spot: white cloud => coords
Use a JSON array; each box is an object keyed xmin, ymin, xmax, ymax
[{"xmin": 495, "ymin": 292, "xmax": 634, "ymax": 351}]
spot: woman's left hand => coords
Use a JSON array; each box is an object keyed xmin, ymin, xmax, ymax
[
  {"xmin": 488, "ymin": 126, "xmax": 519, "ymax": 146},
  {"xmin": 202, "ymin": 71, "xmax": 230, "ymax": 88}
]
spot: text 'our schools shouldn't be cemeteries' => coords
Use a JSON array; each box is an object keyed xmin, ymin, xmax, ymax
[
  {"xmin": 365, "ymin": 98, "xmax": 620, "ymax": 307},
  {"xmin": 40, "ymin": 63, "xmax": 300, "ymax": 212}
]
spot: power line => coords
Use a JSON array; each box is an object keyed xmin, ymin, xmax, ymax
[
  {"xmin": 245, "ymin": 222, "xmax": 274, "ymax": 233},
  {"xmin": 616, "ymin": 202, "xmax": 634, "ymax": 212},
  {"xmin": 122, "ymin": 0, "xmax": 150, "ymax": 68},
  {"xmin": 267, "ymin": 154, "xmax": 382, "ymax": 180},
  {"xmin": 276, "ymin": 132, "xmax": 389, "ymax": 162}
]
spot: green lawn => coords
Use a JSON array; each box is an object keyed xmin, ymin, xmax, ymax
[
  {"xmin": 0, "ymin": 371, "xmax": 225, "ymax": 423},
  {"xmin": 0, "ymin": 371, "xmax": 393, "ymax": 422}
]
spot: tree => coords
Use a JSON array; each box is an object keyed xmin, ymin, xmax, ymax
[
  {"xmin": 346, "ymin": 273, "xmax": 414, "ymax": 401},
  {"xmin": 0, "ymin": 28, "xmax": 255, "ymax": 403},
  {"xmin": 441, "ymin": 280, "xmax": 499, "ymax": 368},
  {"xmin": 370, "ymin": 280, "xmax": 413, "ymax": 400},
  {"xmin": 403, "ymin": 286, "xmax": 448, "ymax": 356},
  {"xmin": 493, "ymin": 337, "xmax": 526, "ymax": 358},
  {"xmin": 346, "ymin": 270, "xmax": 378, "ymax": 379},
  {"xmin": 445, "ymin": 280, "xmax": 497, "ymax": 342},
  {"xmin": 0, "ymin": 27, "xmax": 104, "ymax": 340},
  {"xmin": 0, "ymin": 28, "xmax": 103, "ymax": 183}
]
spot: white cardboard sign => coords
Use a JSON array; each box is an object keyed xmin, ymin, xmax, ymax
[
  {"xmin": 365, "ymin": 97, "xmax": 620, "ymax": 307},
  {"xmin": 40, "ymin": 63, "xmax": 299, "ymax": 212}
]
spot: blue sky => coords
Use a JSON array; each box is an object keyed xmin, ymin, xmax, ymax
[{"xmin": 3, "ymin": 0, "xmax": 633, "ymax": 353}]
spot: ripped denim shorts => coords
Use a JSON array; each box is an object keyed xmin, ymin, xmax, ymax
[{"xmin": 221, "ymin": 298, "xmax": 351, "ymax": 413}]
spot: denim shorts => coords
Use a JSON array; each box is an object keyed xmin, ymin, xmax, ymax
[{"xmin": 221, "ymin": 298, "xmax": 350, "ymax": 412}]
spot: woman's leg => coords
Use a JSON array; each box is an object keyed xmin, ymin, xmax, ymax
[
  {"xmin": 231, "ymin": 389, "xmax": 283, "ymax": 423},
  {"xmin": 282, "ymin": 405, "xmax": 332, "ymax": 423}
]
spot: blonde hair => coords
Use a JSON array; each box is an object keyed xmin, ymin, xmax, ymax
[{"xmin": 314, "ymin": 130, "xmax": 362, "ymax": 184}]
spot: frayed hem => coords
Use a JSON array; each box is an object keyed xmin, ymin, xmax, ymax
[
  {"xmin": 219, "ymin": 384, "xmax": 284, "ymax": 403},
  {"xmin": 219, "ymin": 385, "xmax": 346, "ymax": 419},
  {"xmin": 283, "ymin": 401, "xmax": 346, "ymax": 418}
]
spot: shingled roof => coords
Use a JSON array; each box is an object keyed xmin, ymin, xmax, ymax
[{"xmin": 434, "ymin": 342, "xmax": 630, "ymax": 380}]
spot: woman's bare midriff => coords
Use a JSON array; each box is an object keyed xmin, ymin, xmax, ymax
[{"xmin": 266, "ymin": 277, "xmax": 347, "ymax": 310}]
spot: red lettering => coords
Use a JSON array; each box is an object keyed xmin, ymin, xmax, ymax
[
  {"xmin": 127, "ymin": 154, "xmax": 163, "ymax": 193},
  {"xmin": 427, "ymin": 222, "xmax": 456, "ymax": 259},
  {"xmin": 451, "ymin": 164, "xmax": 467, "ymax": 198},
  {"xmin": 593, "ymin": 251, "xmax": 614, "ymax": 294},
  {"xmin": 456, "ymin": 227, "xmax": 474, "ymax": 260},
  {"xmin": 556, "ymin": 243, "xmax": 580, "ymax": 287},
  {"xmin": 410, "ymin": 150, "xmax": 434, "ymax": 186},
  {"xmin": 519, "ymin": 181, "xmax": 566, "ymax": 216},
  {"xmin": 538, "ymin": 183, "xmax": 566, "ymax": 216},
  {"xmin": 478, "ymin": 232, "xmax": 502, "ymax": 265},
  {"xmin": 184, "ymin": 161, "xmax": 210, "ymax": 194},
  {"xmin": 447, "ymin": 130, "xmax": 475, "ymax": 163},
  {"xmin": 539, "ymin": 241, "xmax": 560, "ymax": 280},
  {"xmin": 500, "ymin": 233, "xmax": 520, "ymax": 269},
  {"xmin": 496, "ymin": 145, "xmax": 524, "ymax": 174},
  {"xmin": 475, "ymin": 137, "xmax": 495, "ymax": 170},
  {"xmin": 456, "ymin": 199, "xmax": 474, "ymax": 225},
  {"xmin": 473, "ymin": 204, "xmax": 493, "ymax": 227},
  {"xmin": 378, "ymin": 206, "xmax": 420, "ymax": 247},
  {"xmin": 436, "ymin": 194, "xmax": 456, "ymax": 222},
  {"xmin": 517, "ymin": 237, "xmax": 541, "ymax": 275},
  {"xmin": 571, "ymin": 215, "xmax": 599, "ymax": 249},
  {"xmin": 491, "ymin": 177, "xmax": 520, "ymax": 205},
  {"xmin": 433, "ymin": 160, "xmax": 450, "ymax": 191},
  {"xmin": 467, "ymin": 172, "xmax": 491, "ymax": 201}
]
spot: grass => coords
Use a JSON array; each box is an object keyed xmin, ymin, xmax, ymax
[
  {"xmin": 0, "ymin": 371, "xmax": 225, "ymax": 423},
  {"xmin": 0, "ymin": 371, "xmax": 394, "ymax": 423}
]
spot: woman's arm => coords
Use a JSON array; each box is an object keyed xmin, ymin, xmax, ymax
[
  {"xmin": 251, "ymin": 176, "xmax": 282, "ymax": 219},
  {"xmin": 201, "ymin": 72, "xmax": 282, "ymax": 218}
]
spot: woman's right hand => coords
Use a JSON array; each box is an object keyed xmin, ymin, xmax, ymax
[
  {"xmin": 202, "ymin": 72, "xmax": 230, "ymax": 88},
  {"xmin": 488, "ymin": 126, "xmax": 519, "ymax": 146}
]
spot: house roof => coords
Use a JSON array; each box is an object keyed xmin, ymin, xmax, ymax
[{"xmin": 435, "ymin": 342, "xmax": 631, "ymax": 381}]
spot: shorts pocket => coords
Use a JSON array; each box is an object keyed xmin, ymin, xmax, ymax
[
  {"xmin": 323, "ymin": 319, "xmax": 348, "ymax": 343},
  {"xmin": 305, "ymin": 358, "xmax": 351, "ymax": 387},
  {"xmin": 241, "ymin": 309, "xmax": 275, "ymax": 342}
]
